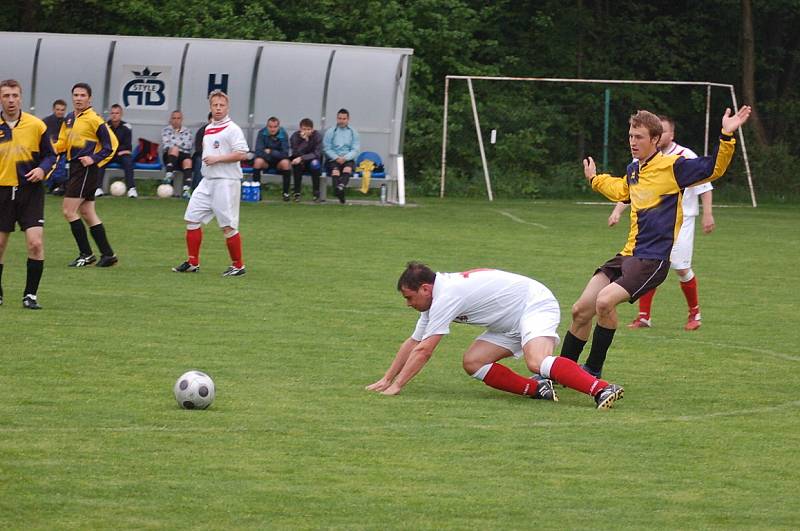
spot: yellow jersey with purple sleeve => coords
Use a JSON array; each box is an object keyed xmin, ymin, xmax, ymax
[
  {"xmin": 54, "ymin": 107, "xmax": 118, "ymax": 168},
  {"xmin": 591, "ymin": 132, "xmax": 736, "ymax": 260},
  {"xmin": 0, "ymin": 112, "xmax": 57, "ymax": 187}
]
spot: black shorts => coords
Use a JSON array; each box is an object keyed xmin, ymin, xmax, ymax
[
  {"xmin": 163, "ymin": 150, "xmax": 192, "ymax": 166},
  {"xmin": 64, "ymin": 162, "xmax": 100, "ymax": 201},
  {"xmin": 0, "ymin": 184, "xmax": 45, "ymax": 232},
  {"xmin": 596, "ymin": 255, "xmax": 669, "ymax": 303},
  {"xmin": 254, "ymin": 156, "xmax": 289, "ymax": 171},
  {"xmin": 326, "ymin": 160, "xmax": 355, "ymax": 174}
]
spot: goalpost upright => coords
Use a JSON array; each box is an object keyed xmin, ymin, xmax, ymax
[{"xmin": 440, "ymin": 75, "xmax": 757, "ymax": 207}]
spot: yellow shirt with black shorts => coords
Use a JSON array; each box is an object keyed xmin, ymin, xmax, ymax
[
  {"xmin": 54, "ymin": 107, "xmax": 118, "ymax": 201},
  {"xmin": 0, "ymin": 111, "xmax": 56, "ymax": 232},
  {"xmin": 589, "ymin": 132, "xmax": 737, "ymax": 301}
]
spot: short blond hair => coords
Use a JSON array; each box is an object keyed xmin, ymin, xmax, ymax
[
  {"xmin": 208, "ymin": 89, "xmax": 229, "ymax": 102},
  {"xmin": 629, "ymin": 110, "xmax": 663, "ymax": 139}
]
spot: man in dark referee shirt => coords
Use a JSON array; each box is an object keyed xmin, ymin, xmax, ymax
[{"xmin": 96, "ymin": 103, "xmax": 136, "ymax": 197}]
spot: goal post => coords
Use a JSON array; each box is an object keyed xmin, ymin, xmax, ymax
[{"xmin": 440, "ymin": 75, "xmax": 757, "ymax": 207}]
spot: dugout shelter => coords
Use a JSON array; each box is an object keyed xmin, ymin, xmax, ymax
[{"xmin": 0, "ymin": 31, "xmax": 413, "ymax": 204}]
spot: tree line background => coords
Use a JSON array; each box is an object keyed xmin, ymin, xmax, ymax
[{"xmin": 4, "ymin": 0, "xmax": 798, "ymax": 201}]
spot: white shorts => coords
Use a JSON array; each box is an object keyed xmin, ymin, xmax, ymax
[
  {"xmin": 184, "ymin": 178, "xmax": 241, "ymax": 230},
  {"xmin": 476, "ymin": 286, "xmax": 561, "ymax": 358},
  {"xmin": 670, "ymin": 215, "xmax": 696, "ymax": 270}
]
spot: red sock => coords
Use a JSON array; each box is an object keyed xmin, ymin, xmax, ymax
[
  {"xmin": 680, "ymin": 277, "xmax": 699, "ymax": 312},
  {"xmin": 482, "ymin": 363, "xmax": 537, "ymax": 396},
  {"xmin": 638, "ymin": 289, "xmax": 656, "ymax": 319},
  {"xmin": 225, "ymin": 232, "xmax": 243, "ymax": 268},
  {"xmin": 186, "ymin": 228, "xmax": 203, "ymax": 266},
  {"xmin": 549, "ymin": 357, "xmax": 608, "ymax": 396}
]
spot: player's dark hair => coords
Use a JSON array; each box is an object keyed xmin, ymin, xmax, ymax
[
  {"xmin": 630, "ymin": 110, "xmax": 662, "ymax": 140},
  {"xmin": 71, "ymin": 82, "xmax": 92, "ymax": 97},
  {"xmin": 300, "ymin": 118, "xmax": 314, "ymax": 128},
  {"xmin": 267, "ymin": 116, "xmax": 280, "ymax": 124},
  {"xmin": 658, "ymin": 114, "xmax": 676, "ymax": 133},
  {"xmin": 110, "ymin": 103, "xmax": 123, "ymax": 111},
  {"xmin": 171, "ymin": 110, "xmax": 182, "ymax": 116},
  {"xmin": 397, "ymin": 261, "xmax": 436, "ymax": 291},
  {"xmin": 0, "ymin": 79, "xmax": 22, "ymax": 91},
  {"xmin": 53, "ymin": 99, "xmax": 67, "ymax": 108},
  {"xmin": 337, "ymin": 108, "xmax": 349, "ymax": 117}
]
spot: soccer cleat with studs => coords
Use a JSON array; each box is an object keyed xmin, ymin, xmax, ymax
[
  {"xmin": 172, "ymin": 261, "xmax": 200, "ymax": 273},
  {"xmin": 222, "ymin": 265, "xmax": 246, "ymax": 277},
  {"xmin": 685, "ymin": 310, "xmax": 702, "ymax": 331},
  {"xmin": 22, "ymin": 294, "xmax": 42, "ymax": 310},
  {"xmin": 96, "ymin": 255, "xmax": 118, "ymax": 267},
  {"xmin": 595, "ymin": 383, "xmax": 624, "ymax": 410},
  {"xmin": 532, "ymin": 376, "xmax": 559, "ymax": 402},
  {"xmin": 628, "ymin": 317, "xmax": 652, "ymax": 329},
  {"xmin": 68, "ymin": 254, "xmax": 96, "ymax": 267}
]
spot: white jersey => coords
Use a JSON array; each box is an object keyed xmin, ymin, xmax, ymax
[
  {"xmin": 201, "ymin": 116, "xmax": 248, "ymax": 180},
  {"xmin": 663, "ymin": 142, "xmax": 712, "ymax": 217},
  {"xmin": 411, "ymin": 269, "xmax": 556, "ymax": 341}
]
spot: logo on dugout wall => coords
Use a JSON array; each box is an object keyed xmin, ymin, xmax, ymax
[{"xmin": 122, "ymin": 66, "xmax": 170, "ymax": 110}]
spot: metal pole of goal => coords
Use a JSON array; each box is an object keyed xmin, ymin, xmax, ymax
[
  {"xmin": 467, "ymin": 78, "xmax": 494, "ymax": 201},
  {"xmin": 729, "ymin": 86, "xmax": 757, "ymax": 207},
  {"xmin": 440, "ymin": 76, "xmax": 450, "ymax": 198},
  {"xmin": 704, "ymin": 84, "xmax": 711, "ymax": 156}
]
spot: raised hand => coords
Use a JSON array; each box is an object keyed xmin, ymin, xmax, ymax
[
  {"xmin": 583, "ymin": 156, "xmax": 597, "ymax": 180},
  {"xmin": 722, "ymin": 106, "xmax": 752, "ymax": 135}
]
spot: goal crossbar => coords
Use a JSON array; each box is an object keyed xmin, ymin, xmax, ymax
[{"xmin": 440, "ymin": 75, "xmax": 756, "ymax": 207}]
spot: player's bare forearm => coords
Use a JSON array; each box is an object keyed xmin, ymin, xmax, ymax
[{"xmin": 381, "ymin": 335, "xmax": 442, "ymax": 395}]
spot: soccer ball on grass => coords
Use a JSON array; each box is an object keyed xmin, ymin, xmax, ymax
[
  {"xmin": 174, "ymin": 370, "xmax": 216, "ymax": 409},
  {"xmin": 109, "ymin": 180, "xmax": 127, "ymax": 196},
  {"xmin": 157, "ymin": 183, "xmax": 174, "ymax": 198}
]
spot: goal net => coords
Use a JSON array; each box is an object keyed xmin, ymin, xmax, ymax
[{"xmin": 439, "ymin": 76, "xmax": 756, "ymax": 206}]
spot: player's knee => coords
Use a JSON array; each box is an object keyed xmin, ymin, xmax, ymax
[
  {"xmin": 466, "ymin": 361, "xmax": 492, "ymax": 380},
  {"xmin": 168, "ymin": 146, "xmax": 179, "ymax": 156},
  {"xmin": 571, "ymin": 301, "xmax": 593, "ymax": 324},
  {"xmin": 595, "ymin": 296, "xmax": 616, "ymax": 316},
  {"xmin": 27, "ymin": 238, "xmax": 44, "ymax": 257},
  {"xmin": 677, "ymin": 269, "xmax": 694, "ymax": 282},
  {"xmin": 343, "ymin": 167, "xmax": 353, "ymax": 174},
  {"xmin": 186, "ymin": 222, "xmax": 201, "ymax": 231},
  {"xmin": 277, "ymin": 159, "xmax": 290, "ymax": 171}
]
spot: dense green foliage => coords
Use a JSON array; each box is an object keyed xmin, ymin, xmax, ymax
[
  {"xmin": 0, "ymin": 195, "xmax": 798, "ymax": 528},
  {"xmin": 3, "ymin": 0, "xmax": 799, "ymax": 200}
]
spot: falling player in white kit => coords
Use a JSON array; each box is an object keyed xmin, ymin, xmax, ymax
[
  {"xmin": 172, "ymin": 90, "xmax": 249, "ymax": 276},
  {"xmin": 607, "ymin": 115, "xmax": 714, "ymax": 330},
  {"xmin": 366, "ymin": 262, "xmax": 625, "ymax": 409}
]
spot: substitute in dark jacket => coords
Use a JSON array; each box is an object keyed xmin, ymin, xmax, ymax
[
  {"xmin": 289, "ymin": 118, "xmax": 323, "ymax": 202},
  {"xmin": 96, "ymin": 104, "xmax": 136, "ymax": 197},
  {"xmin": 252, "ymin": 116, "xmax": 291, "ymax": 201}
]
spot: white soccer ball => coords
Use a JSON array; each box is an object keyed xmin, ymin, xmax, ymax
[
  {"xmin": 109, "ymin": 180, "xmax": 127, "ymax": 196},
  {"xmin": 174, "ymin": 370, "xmax": 216, "ymax": 410},
  {"xmin": 157, "ymin": 183, "xmax": 174, "ymax": 198}
]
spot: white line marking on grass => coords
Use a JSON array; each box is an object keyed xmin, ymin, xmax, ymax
[
  {"xmin": 496, "ymin": 210, "xmax": 548, "ymax": 229},
  {"xmin": 2, "ymin": 400, "xmax": 799, "ymax": 434},
  {"xmin": 649, "ymin": 334, "xmax": 800, "ymax": 362}
]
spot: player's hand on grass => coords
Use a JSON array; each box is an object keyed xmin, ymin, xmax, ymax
[
  {"xmin": 583, "ymin": 157, "xmax": 596, "ymax": 181},
  {"xmin": 703, "ymin": 213, "xmax": 715, "ymax": 234},
  {"xmin": 721, "ymin": 106, "xmax": 752, "ymax": 135},
  {"xmin": 366, "ymin": 377, "xmax": 392, "ymax": 392},
  {"xmin": 25, "ymin": 167, "xmax": 45, "ymax": 182}
]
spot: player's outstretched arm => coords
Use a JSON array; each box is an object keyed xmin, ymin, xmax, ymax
[
  {"xmin": 721, "ymin": 106, "xmax": 752, "ymax": 135},
  {"xmin": 366, "ymin": 337, "xmax": 420, "ymax": 392},
  {"xmin": 381, "ymin": 335, "xmax": 443, "ymax": 396}
]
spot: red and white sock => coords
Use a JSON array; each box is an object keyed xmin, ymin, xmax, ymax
[
  {"xmin": 186, "ymin": 227, "xmax": 203, "ymax": 266},
  {"xmin": 225, "ymin": 231, "xmax": 244, "ymax": 268},
  {"xmin": 542, "ymin": 356, "xmax": 608, "ymax": 396},
  {"xmin": 473, "ymin": 363, "xmax": 537, "ymax": 396},
  {"xmin": 637, "ymin": 289, "xmax": 656, "ymax": 320},
  {"xmin": 680, "ymin": 276, "xmax": 699, "ymax": 313}
]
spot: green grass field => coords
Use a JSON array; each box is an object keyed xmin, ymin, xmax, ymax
[{"xmin": 1, "ymin": 193, "xmax": 798, "ymax": 529}]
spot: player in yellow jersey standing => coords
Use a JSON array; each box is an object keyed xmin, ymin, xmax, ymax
[
  {"xmin": 560, "ymin": 106, "xmax": 751, "ymax": 378},
  {"xmin": 0, "ymin": 79, "xmax": 56, "ymax": 309},
  {"xmin": 55, "ymin": 83, "xmax": 119, "ymax": 268}
]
